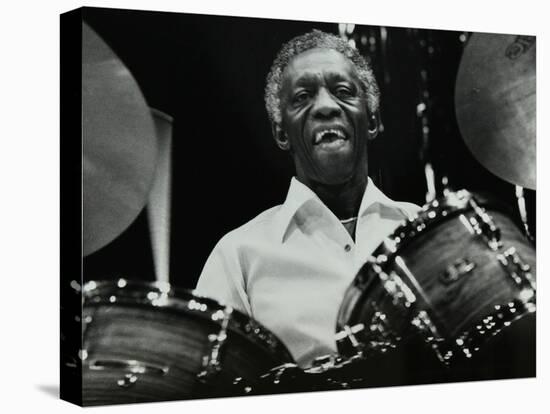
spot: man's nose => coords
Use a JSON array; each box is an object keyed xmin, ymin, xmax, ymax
[{"xmin": 311, "ymin": 88, "xmax": 341, "ymax": 119}]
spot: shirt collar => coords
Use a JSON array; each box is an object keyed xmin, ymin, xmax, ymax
[
  {"xmin": 358, "ymin": 176, "xmax": 409, "ymax": 217},
  {"xmin": 276, "ymin": 176, "xmax": 413, "ymax": 242},
  {"xmin": 276, "ymin": 177, "xmax": 318, "ymax": 242}
]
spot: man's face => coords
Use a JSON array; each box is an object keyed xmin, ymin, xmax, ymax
[{"xmin": 277, "ymin": 48, "xmax": 371, "ymax": 186}]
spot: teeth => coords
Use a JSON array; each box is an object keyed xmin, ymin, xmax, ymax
[{"xmin": 315, "ymin": 129, "xmax": 346, "ymax": 144}]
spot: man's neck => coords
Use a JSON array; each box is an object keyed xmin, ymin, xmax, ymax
[{"xmin": 299, "ymin": 174, "xmax": 369, "ymax": 220}]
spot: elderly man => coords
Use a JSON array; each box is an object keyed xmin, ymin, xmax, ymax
[{"xmin": 196, "ymin": 30, "xmax": 419, "ymax": 368}]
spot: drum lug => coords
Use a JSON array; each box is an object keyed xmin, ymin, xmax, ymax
[
  {"xmin": 497, "ymin": 247, "xmax": 536, "ymax": 295},
  {"xmin": 374, "ymin": 263, "xmax": 417, "ymax": 309},
  {"xmin": 411, "ymin": 310, "xmax": 449, "ymax": 364},
  {"xmin": 197, "ymin": 307, "xmax": 233, "ymax": 382},
  {"xmin": 467, "ymin": 197, "xmax": 502, "ymax": 250},
  {"xmin": 365, "ymin": 310, "xmax": 401, "ymax": 353}
]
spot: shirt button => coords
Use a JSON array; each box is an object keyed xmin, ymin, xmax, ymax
[{"xmin": 344, "ymin": 244, "xmax": 352, "ymax": 252}]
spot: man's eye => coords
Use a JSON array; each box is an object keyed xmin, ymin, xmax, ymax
[
  {"xmin": 293, "ymin": 91, "xmax": 310, "ymax": 104},
  {"xmin": 334, "ymin": 87, "xmax": 354, "ymax": 98}
]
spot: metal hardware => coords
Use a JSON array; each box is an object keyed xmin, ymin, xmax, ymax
[
  {"xmin": 338, "ymin": 307, "xmax": 401, "ymax": 356},
  {"xmin": 231, "ymin": 376, "xmax": 253, "ymax": 394},
  {"xmin": 310, "ymin": 354, "xmax": 340, "ymax": 371},
  {"xmin": 411, "ymin": 310, "xmax": 448, "ymax": 364},
  {"xmin": 242, "ymin": 318, "xmax": 283, "ymax": 352},
  {"xmin": 88, "ymin": 359, "xmax": 169, "ymax": 389},
  {"xmin": 497, "ymin": 247, "xmax": 536, "ymax": 294},
  {"xmin": 88, "ymin": 359, "xmax": 169, "ymax": 376},
  {"xmin": 468, "ymin": 197, "xmax": 502, "ymax": 250},
  {"xmin": 117, "ymin": 374, "xmax": 139, "ymax": 388},
  {"xmin": 458, "ymin": 213, "xmax": 476, "ymax": 235},
  {"xmin": 453, "ymin": 299, "xmax": 535, "ymax": 360},
  {"xmin": 515, "ymin": 185, "xmax": 534, "ymax": 241},
  {"xmin": 366, "ymin": 309, "xmax": 400, "ymax": 353},
  {"xmin": 197, "ymin": 306, "xmax": 233, "ymax": 381},
  {"xmin": 335, "ymin": 323, "xmax": 367, "ymax": 356},
  {"xmin": 441, "ymin": 258, "xmax": 476, "ymax": 285},
  {"xmin": 374, "ymin": 263, "xmax": 417, "ymax": 309},
  {"xmin": 342, "ymin": 260, "xmax": 420, "ymax": 355},
  {"xmin": 393, "ymin": 256, "xmax": 428, "ymax": 308}
]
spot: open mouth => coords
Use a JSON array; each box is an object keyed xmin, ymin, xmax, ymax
[{"xmin": 313, "ymin": 128, "xmax": 349, "ymax": 147}]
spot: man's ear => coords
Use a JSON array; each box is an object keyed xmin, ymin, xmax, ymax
[
  {"xmin": 367, "ymin": 111, "xmax": 381, "ymax": 140},
  {"xmin": 272, "ymin": 123, "xmax": 291, "ymax": 151}
]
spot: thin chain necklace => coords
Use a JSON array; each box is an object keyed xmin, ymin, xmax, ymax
[{"xmin": 340, "ymin": 216, "xmax": 358, "ymax": 224}]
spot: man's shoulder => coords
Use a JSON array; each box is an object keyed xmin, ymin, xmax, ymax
[{"xmin": 216, "ymin": 204, "xmax": 283, "ymax": 248}]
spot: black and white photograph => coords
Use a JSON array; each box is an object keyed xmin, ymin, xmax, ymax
[
  {"xmin": 58, "ymin": 4, "xmax": 539, "ymax": 406},
  {"xmin": 2, "ymin": 1, "xmax": 546, "ymax": 413}
]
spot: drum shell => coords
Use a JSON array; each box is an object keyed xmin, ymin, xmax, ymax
[
  {"xmin": 81, "ymin": 281, "xmax": 293, "ymax": 405},
  {"xmin": 392, "ymin": 209, "xmax": 535, "ymax": 339}
]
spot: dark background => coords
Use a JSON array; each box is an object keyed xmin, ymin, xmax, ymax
[{"xmin": 81, "ymin": 7, "xmax": 535, "ymax": 289}]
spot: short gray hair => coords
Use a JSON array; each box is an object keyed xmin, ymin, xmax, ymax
[{"xmin": 265, "ymin": 29, "xmax": 380, "ymax": 125}]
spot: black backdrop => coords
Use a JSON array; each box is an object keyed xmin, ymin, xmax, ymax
[{"xmin": 81, "ymin": 7, "xmax": 535, "ymax": 289}]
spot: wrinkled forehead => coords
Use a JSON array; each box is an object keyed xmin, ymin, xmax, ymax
[{"xmin": 281, "ymin": 48, "xmax": 359, "ymax": 88}]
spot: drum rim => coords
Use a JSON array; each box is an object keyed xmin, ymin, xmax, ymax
[
  {"xmin": 82, "ymin": 279, "xmax": 294, "ymax": 363},
  {"xmin": 376, "ymin": 189, "xmax": 475, "ymax": 261}
]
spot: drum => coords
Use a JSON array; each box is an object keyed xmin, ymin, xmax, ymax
[
  {"xmin": 336, "ymin": 189, "xmax": 536, "ymax": 381},
  {"xmin": 81, "ymin": 280, "xmax": 293, "ymax": 405}
]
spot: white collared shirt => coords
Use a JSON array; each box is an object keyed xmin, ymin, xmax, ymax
[{"xmin": 195, "ymin": 177, "xmax": 420, "ymax": 367}]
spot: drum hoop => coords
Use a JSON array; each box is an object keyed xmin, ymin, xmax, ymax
[
  {"xmin": 447, "ymin": 299, "xmax": 535, "ymax": 361},
  {"xmin": 82, "ymin": 279, "xmax": 294, "ymax": 362},
  {"xmin": 373, "ymin": 189, "xmax": 476, "ymax": 264}
]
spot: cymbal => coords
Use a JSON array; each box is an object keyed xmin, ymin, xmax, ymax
[
  {"xmin": 455, "ymin": 33, "xmax": 536, "ymax": 190},
  {"xmin": 83, "ymin": 23, "xmax": 158, "ymax": 256}
]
